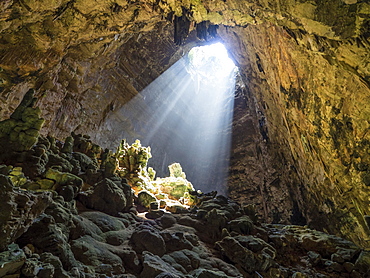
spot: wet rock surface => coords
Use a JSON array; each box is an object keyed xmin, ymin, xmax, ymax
[
  {"xmin": 0, "ymin": 0, "xmax": 369, "ymax": 253},
  {"xmin": 0, "ymin": 95, "xmax": 367, "ymax": 278}
]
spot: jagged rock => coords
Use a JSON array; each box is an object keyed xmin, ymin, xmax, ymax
[
  {"xmin": 44, "ymin": 168, "xmax": 82, "ymax": 188},
  {"xmin": 21, "ymin": 257, "xmax": 44, "ymax": 277},
  {"xmin": 234, "ymin": 235, "xmax": 276, "ymax": 259},
  {"xmin": 354, "ymin": 250, "xmax": 370, "ymax": 275},
  {"xmin": 19, "ymin": 143, "xmax": 49, "ymax": 179},
  {"xmin": 79, "ymin": 211, "xmax": 127, "ymax": 232},
  {"xmin": 37, "ymin": 262, "xmax": 54, "ymax": 278},
  {"xmin": 70, "ymin": 235, "xmax": 123, "ymax": 272},
  {"xmin": 0, "ymin": 244, "xmax": 26, "ymax": 277},
  {"xmin": 323, "ymin": 259, "xmax": 343, "ymax": 273},
  {"xmin": 8, "ymin": 167, "xmax": 27, "ymax": 187},
  {"xmin": 72, "ymin": 152, "xmax": 98, "ymax": 172},
  {"xmin": 160, "ymin": 231, "xmax": 194, "ymax": 253},
  {"xmin": 228, "ymin": 215, "xmax": 254, "ymax": 235},
  {"xmin": 45, "ymin": 153, "xmax": 74, "ymax": 173},
  {"xmin": 130, "ymin": 224, "xmax": 166, "ymax": 257},
  {"xmin": 307, "ymin": 251, "xmax": 321, "ymax": 266},
  {"xmin": 215, "ymin": 236, "xmax": 258, "ymax": 274},
  {"xmin": 140, "ymin": 251, "xmax": 183, "ymax": 278},
  {"xmin": 61, "ymin": 136, "xmax": 74, "ymax": 154},
  {"xmin": 137, "ymin": 190, "xmax": 157, "ymax": 209},
  {"xmin": 151, "ymin": 163, "xmax": 196, "ymax": 206},
  {"xmin": 77, "ymin": 178, "xmax": 132, "ymax": 215},
  {"xmin": 16, "ymin": 213, "xmax": 80, "ymax": 271},
  {"xmin": 72, "ymin": 133, "xmax": 94, "ymax": 155},
  {"xmin": 0, "ymin": 175, "xmax": 51, "ymax": 252},
  {"xmin": 0, "ymin": 90, "xmax": 44, "ymax": 164},
  {"xmin": 39, "ymin": 252, "xmax": 70, "ymax": 278},
  {"xmin": 192, "ymin": 269, "xmax": 229, "ymax": 278}
]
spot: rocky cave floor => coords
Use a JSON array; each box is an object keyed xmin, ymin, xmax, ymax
[{"xmin": 0, "ymin": 90, "xmax": 370, "ymax": 278}]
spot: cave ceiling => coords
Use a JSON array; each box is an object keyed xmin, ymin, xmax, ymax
[{"xmin": 0, "ymin": 0, "xmax": 370, "ymax": 248}]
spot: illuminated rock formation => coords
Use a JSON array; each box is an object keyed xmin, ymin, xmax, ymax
[{"xmin": 0, "ymin": 0, "xmax": 369, "ymax": 254}]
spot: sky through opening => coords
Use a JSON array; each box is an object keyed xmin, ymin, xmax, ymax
[{"xmin": 100, "ymin": 42, "xmax": 237, "ymax": 195}]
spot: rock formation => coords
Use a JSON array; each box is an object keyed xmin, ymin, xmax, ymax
[
  {"xmin": 0, "ymin": 94, "xmax": 369, "ymax": 277},
  {"xmin": 0, "ymin": 0, "xmax": 369, "ymax": 274}
]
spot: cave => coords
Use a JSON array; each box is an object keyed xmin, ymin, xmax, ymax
[{"xmin": 0, "ymin": 1, "xmax": 369, "ymax": 277}]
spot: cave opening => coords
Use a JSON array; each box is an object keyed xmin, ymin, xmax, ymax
[{"xmin": 106, "ymin": 42, "xmax": 237, "ymax": 195}]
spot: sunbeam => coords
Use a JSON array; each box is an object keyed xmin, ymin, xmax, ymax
[{"xmin": 100, "ymin": 42, "xmax": 237, "ymax": 195}]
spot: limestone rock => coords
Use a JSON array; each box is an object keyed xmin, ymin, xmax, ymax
[
  {"xmin": 70, "ymin": 235, "xmax": 123, "ymax": 270},
  {"xmin": 217, "ymin": 234, "xmax": 276, "ymax": 274},
  {"xmin": 16, "ymin": 213, "xmax": 80, "ymax": 271},
  {"xmin": 0, "ymin": 244, "xmax": 26, "ymax": 277},
  {"xmin": 159, "ymin": 213, "xmax": 177, "ymax": 228},
  {"xmin": 79, "ymin": 211, "xmax": 127, "ymax": 232},
  {"xmin": 192, "ymin": 269, "xmax": 229, "ymax": 278},
  {"xmin": 137, "ymin": 190, "xmax": 157, "ymax": 209},
  {"xmin": 39, "ymin": 252, "xmax": 70, "ymax": 278},
  {"xmin": 140, "ymin": 251, "xmax": 183, "ymax": 278},
  {"xmin": 354, "ymin": 250, "xmax": 370, "ymax": 275},
  {"xmin": 215, "ymin": 236, "xmax": 258, "ymax": 274},
  {"xmin": 77, "ymin": 178, "xmax": 131, "ymax": 215},
  {"xmin": 228, "ymin": 215, "xmax": 254, "ymax": 235},
  {"xmin": 130, "ymin": 224, "xmax": 166, "ymax": 256},
  {"xmin": 0, "ymin": 89, "xmax": 44, "ymax": 157},
  {"xmin": 72, "ymin": 152, "xmax": 98, "ymax": 172},
  {"xmin": 0, "ymin": 175, "xmax": 51, "ymax": 252}
]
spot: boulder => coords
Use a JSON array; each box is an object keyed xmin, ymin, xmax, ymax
[
  {"xmin": 137, "ymin": 190, "xmax": 157, "ymax": 209},
  {"xmin": 16, "ymin": 213, "xmax": 80, "ymax": 271},
  {"xmin": 228, "ymin": 215, "xmax": 254, "ymax": 235},
  {"xmin": 159, "ymin": 213, "xmax": 177, "ymax": 228},
  {"xmin": 72, "ymin": 152, "xmax": 98, "ymax": 172},
  {"xmin": 160, "ymin": 231, "xmax": 194, "ymax": 253},
  {"xmin": 140, "ymin": 252, "xmax": 183, "ymax": 278},
  {"xmin": 79, "ymin": 211, "xmax": 126, "ymax": 232},
  {"xmin": 130, "ymin": 225, "xmax": 166, "ymax": 256},
  {"xmin": 70, "ymin": 235, "xmax": 123, "ymax": 269},
  {"xmin": 0, "ymin": 244, "xmax": 26, "ymax": 277},
  {"xmin": 215, "ymin": 236, "xmax": 257, "ymax": 274},
  {"xmin": 78, "ymin": 178, "xmax": 131, "ymax": 215},
  {"xmin": 0, "ymin": 175, "xmax": 51, "ymax": 252},
  {"xmin": 354, "ymin": 250, "xmax": 370, "ymax": 274}
]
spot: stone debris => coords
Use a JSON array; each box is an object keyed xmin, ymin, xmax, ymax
[{"xmin": 0, "ymin": 93, "xmax": 369, "ymax": 278}]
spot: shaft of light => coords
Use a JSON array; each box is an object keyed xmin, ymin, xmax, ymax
[{"xmin": 98, "ymin": 43, "xmax": 237, "ymax": 196}]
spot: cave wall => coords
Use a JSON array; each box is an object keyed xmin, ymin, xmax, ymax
[
  {"xmin": 219, "ymin": 23, "xmax": 370, "ymax": 247},
  {"xmin": 1, "ymin": 0, "xmax": 369, "ymax": 247}
]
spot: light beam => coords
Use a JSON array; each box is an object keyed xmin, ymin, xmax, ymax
[{"xmin": 99, "ymin": 42, "xmax": 237, "ymax": 195}]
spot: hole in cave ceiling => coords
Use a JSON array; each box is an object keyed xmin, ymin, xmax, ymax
[{"xmin": 103, "ymin": 42, "xmax": 238, "ymax": 195}]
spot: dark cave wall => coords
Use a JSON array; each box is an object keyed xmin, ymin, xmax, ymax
[{"xmin": 220, "ymin": 23, "xmax": 370, "ymax": 247}]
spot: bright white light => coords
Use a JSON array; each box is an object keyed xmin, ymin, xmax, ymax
[
  {"xmin": 96, "ymin": 42, "xmax": 237, "ymax": 196},
  {"xmin": 187, "ymin": 42, "xmax": 237, "ymax": 80}
]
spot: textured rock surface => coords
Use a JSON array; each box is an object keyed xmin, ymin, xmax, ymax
[
  {"xmin": 0, "ymin": 174, "xmax": 51, "ymax": 252},
  {"xmin": 0, "ymin": 0, "xmax": 369, "ymax": 249},
  {"xmin": 0, "ymin": 97, "xmax": 367, "ymax": 277}
]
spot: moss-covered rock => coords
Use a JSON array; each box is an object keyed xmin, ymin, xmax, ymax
[
  {"xmin": 77, "ymin": 178, "xmax": 132, "ymax": 215},
  {"xmin": 137, "ymin": 190, "xmax": 157, "ymax": 209},
  {"xmin": 0, "ymin": 89, "xmax": 44, "ymax": 156},
  {"xmin": 0, "ymin": 244, "xmax": 26, "ymax": 277}
]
